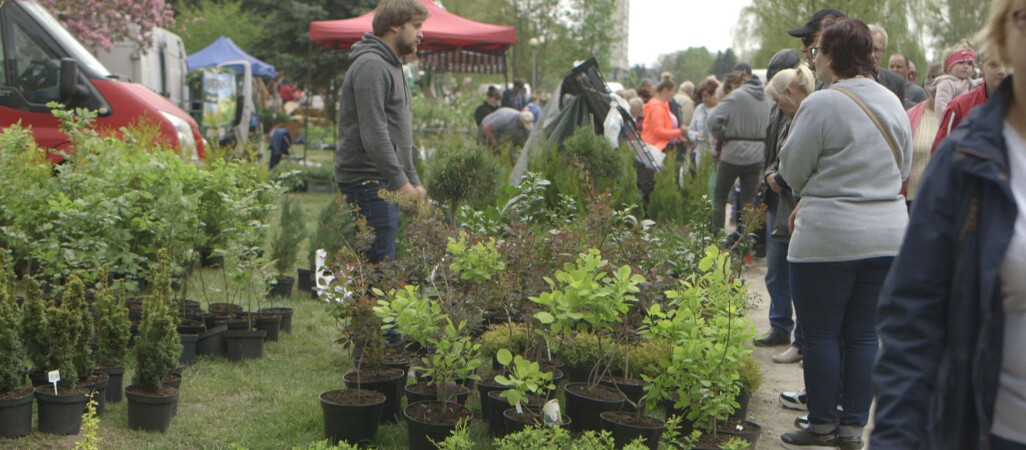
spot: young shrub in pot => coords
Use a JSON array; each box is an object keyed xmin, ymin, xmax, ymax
[
  {"xmin": 94, "ymin": 268, "xmax": 131, "ymax": 403},
  {"xmin": 269, "ymin": 194, "xmax": 306, "ymax": 298},
  {"xmin": 34, "ymin": 273, "xmax": 91, "ymax": 435},
  {"xmin": 0, "ymin": 250, "xmax": 32, "ymax": 439},
  {"xmin": 493, "ymin": 349, "xmax": 566, "ymax": 433}
]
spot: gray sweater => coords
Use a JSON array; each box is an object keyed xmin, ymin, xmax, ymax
[
  {"xmin": 335, "ymin": 33, "xmax": 420, "ymax": 188},
  {"xmin": 779, "ymin": 77, "xmax": 913, "ymax": 263},
  {"xmin": 708, "ymin": 81, "xmax": 772, "ymax": 165}
]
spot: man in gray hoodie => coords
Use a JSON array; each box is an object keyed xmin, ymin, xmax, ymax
[
  {"xmin": 708, "ymin": 68, "xmax": 772, "ymax": 231},
  {"xmin": 336, "ymin": 0, "xmax": 429, "ymax": 263}
]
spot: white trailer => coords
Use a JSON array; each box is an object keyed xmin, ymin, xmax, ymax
[{"xmin": 93, "ymin": 28, "xmax": 189, "ymax": 110}]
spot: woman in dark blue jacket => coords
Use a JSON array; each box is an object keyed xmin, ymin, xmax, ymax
[{"xmin": 872, "ymin": 1, "xmax": 1026, "ymax": 448}]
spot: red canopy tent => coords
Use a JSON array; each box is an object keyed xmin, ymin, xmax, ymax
[{"xmin": 308, "ymin": 0, "xmax": 516, "ymax": 74}]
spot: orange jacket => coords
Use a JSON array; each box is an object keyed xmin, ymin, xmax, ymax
[{"xmin": 641, "ymin": 98, "xmax": 682, "ymax": 150}]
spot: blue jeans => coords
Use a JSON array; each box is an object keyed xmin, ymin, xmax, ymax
[
  {"xmin": 764, "ymin": 191, "xmax": 802, "ymax": 349},
  {"xmin": 339, "ymin": 180, "xmax": 398, "ymax": 264},
  {"xmin": 790, "ymin": 257, "xmax": 893, "ymax": 434},
  {"xmin": 993, "ymin": 435, "xmax": 1026, "ymax": 450}
]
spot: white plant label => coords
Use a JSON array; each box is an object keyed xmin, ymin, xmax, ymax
[
  {"xmin": 515, "ymin": 401, "xmax": 523, "ymax": 415},
  {"xmin": 48, "ymin": 370, "xmax": 60, "ymax": 394}
]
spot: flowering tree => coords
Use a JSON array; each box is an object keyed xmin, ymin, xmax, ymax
[{"xmin": 38, "ymin": 0, "xmax": 175, "ymax": 51}]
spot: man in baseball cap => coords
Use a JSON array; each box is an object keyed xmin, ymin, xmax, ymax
[{"xmin": 788, "ymin": 9, "xmax": 846, "ymax": 70}]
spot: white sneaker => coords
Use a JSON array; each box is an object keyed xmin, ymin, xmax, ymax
[
  {"xmin": 780, "ymin": 389, "xmax": 808, "ymax": 411},
  {"xmin": 773, "ymin": 346, "xmax": 803, "ymax": 364}
]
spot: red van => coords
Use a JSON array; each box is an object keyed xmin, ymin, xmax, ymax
[{"xmin": 0, "ymin": 1, "xmax": 204, "ymax": 161}]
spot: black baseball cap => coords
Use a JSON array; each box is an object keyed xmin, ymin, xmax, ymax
[
  {"xmin": 766, "ymin": 49, "xmax": 802, "ymax": 81},
  {"xmin": 788, "ymin": 9, "xmax": 846, "ymax": 38}
]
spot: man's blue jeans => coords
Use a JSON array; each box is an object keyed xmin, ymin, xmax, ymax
[
  {"xmin": 339, "ymin": 180, "xmax": 398, "ymax": 264},
  {"xmin": 790, "ymin": 257, "xmax": 893, "ymax": 435},
  {"xmin": 765, "ymin": 191, "xmax": 802, "ymax": 349}
]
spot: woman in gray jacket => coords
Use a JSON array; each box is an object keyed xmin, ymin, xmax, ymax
[{"xmin": 777, "ymin": 18, "xmax": 912, "ymax": 449}]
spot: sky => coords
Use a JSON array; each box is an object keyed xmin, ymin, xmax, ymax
[{"xmin": 628, "ymin": 0, "xmax": 754, "ymax": 67}]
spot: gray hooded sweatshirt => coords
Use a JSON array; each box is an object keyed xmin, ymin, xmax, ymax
[
  {"xmin": 335, "ymin": 33, "xmax": 420, "ymax": 188},
  {"xmin": 708, "ymin": 81, "xmax": 772, "ymax": 166}
]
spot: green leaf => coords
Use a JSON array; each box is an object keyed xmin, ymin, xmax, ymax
[
  {"xmin": 497, "ymin": 348, "xmax": 513, "ymax": 366},
  {"xmin": 534, "ymin": 311, "xmax": 555, "ymax": 324}
]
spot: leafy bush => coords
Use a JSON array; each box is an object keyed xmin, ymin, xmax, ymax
[
  {"xmin": 647, "ymin": 155, "xmax": 686, "ymax": 225},
  {"xmin": 425, "ymin": 142, "xmax": 502, "ymax": 226},
  {"xmin": 493, "ymin": 426, "xmax": 647, "ymax": 449},
  {"xmin": 480, "ymin": 324, "xmax": 528, "ymax": 360}
]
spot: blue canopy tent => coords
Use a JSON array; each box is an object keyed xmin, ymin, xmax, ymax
[{"xmin": 186, "ymin": 36, "xmax": 276, "ymax": 78}]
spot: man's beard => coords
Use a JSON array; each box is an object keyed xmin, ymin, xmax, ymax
[{"xmin": 398, "ymin": 39, "xmax": 418, "ymax": 57}]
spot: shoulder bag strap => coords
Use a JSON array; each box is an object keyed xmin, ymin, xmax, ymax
[{"xmin": 831, "ymin": 85, "xmax": 901, "ymax": 167}]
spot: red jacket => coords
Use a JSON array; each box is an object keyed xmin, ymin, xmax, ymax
[
  {"xmin": 641, "ymin": 98, "xmax": 682, "ymax": 151},
  {"xmin": 931, "ymin": 83, "xmax": 989, "ymax": 154}
]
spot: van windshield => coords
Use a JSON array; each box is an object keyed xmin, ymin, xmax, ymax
[{"xmin": 20, "ymin": 1, "xmax": 111, "ymax": 78}]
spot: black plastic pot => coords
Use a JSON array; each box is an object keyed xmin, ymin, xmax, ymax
[
  {"xmin": 95, "ymin": 366, "xmax": 125, "ymax": 403},
  {"xmin": 176, "ymin": 320, "xmax": 205, "ymax": 335},
  {"xmin": 195, "ymin": 325, "xmax": 227, "ymax": 357},
  {"xmin": 343, "ymin": 368, "xmax": 405, "ymax": 424},
  {"xmin": 600, "ymin": 411, "xmax": 665, "ymax": 450},
  {"xmin": 28, "ymin": 370, "xmax": 49, "ymax": 386},
  {"xmin": 296, "ymin": 268, "xmax": 315, "ymax": 297},
  {"xmin": 729, "ymin": 390, "xmax": 752, "ymax": 421},
  {"xmin": 503, "ymin": 408, "xmax": 571, "ymax": 435},
  {"xmin": 404, "ymin": 401, "xmax": 472, "ymax": 450},
  {"xmin": 179, "ymin": 333, "xmax": 199, "ymax": 365},
  {"xmin": 320, "ymin": 389, "xmax": 386, "ymax": 445},
  {"xmin": 79, "ymin": 372, "xmax": 109, "ymax": 415},
  {"xmin": 404, "ymin": 383, "xmax": 469, "ymax": 406},
  {"xmin": 260, "ymin": 307, "xmax": 294, "ymax": 333},
  {"xmin": 251, "ymin": 313, "xmax": 281, "ymax": 342},
  {"xmin": 269, "ymin": 276, "xmax": 295, "ymax": 299},
  {"xmin": 225, "ymin": 329, "xmax": 266, "ymax": 361},
  {"xmin": 476, "ymin": 380, "xmax": 511, "ymax": 421},
  {"xmin": 125, "ymin": 385, "xmax": 178, "ymax": 432},
  {"xmin": 563, "ymin": 382, "xmax": 626, "ymax": 433},
  {"xmin": 163, "ymin": 375, "xmax": 182, "ymax": 416},
  {"xmin": 708, "ymin": 420, "xmax": 762, "ymax": 447},
  {"xmin": 565, "ymin": 364, "xmax": 591, "ymax": 383},
  {"xmin": 0, "ymin": 386, "xmax": 34, "ymax": 438},
  {"xmin": 600, "ymin": 377, "xmax": 650, "ymax": 413},
  {"xmin": 486, "ymin": 389, "xmax": 512, "ymax": 438},
  {"xmin": 200, "ymin": 247, "xmax": 223, "ymax": 268},
  {"xmin": 35, "ymin": 386, "xmax": 89, "ymax": 435}
]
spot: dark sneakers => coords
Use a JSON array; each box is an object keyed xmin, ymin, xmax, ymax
[
  {"xmin": 781, "ymin": 429, "xmax": 839, "ymax": 449},
  {"xmin": 839, "ymin": 436, "xmax": 865, "ymax": 450},
  {"xmin": 754, "ymin": 328, "xmax": 790, "ymax": 347}
]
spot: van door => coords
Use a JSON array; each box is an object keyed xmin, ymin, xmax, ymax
[
  {"xmin": 216, "ymin": 60, "xmax": 254, "ymax": 145},
  {"xmin": 0, "ymin": 1, "xmax": 107, "ymax": 152}
]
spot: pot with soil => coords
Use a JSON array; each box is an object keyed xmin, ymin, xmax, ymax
[
  {"xmin": 269, "ymin": 276, "xmax": 295, "ymax": 299},
  {"xmin": 163, "ymin": 374, "xmax": 182, "ymax": 416},
  {"xmin": 600, "ymin": 411, "xmax": 665, "ymax": 450},
  {"xmin": 208, "ymin": 302, "xmax": 242, "ymax": 316},
  {"xmin": 250, "ymin": 312, "xmax": 282, "ymax": 342},
  {"xmin": 35, "ymin": 386, "xmax": 89, "ymax": 435},
  {"xmin": 0, "ymin": 386, "xmax": 35, "ymax": 438},
  {"xmin": 95, "ymin": 366, "xmax": 125, "ymax": 403},
  {"xmin": 125, "ymin": 385, "xmax": 178, "ymax": 432},
  {"xmin": 259, "ymin": 307, "xmax": 294, "ymax": 334},
  {"xmin": 225, "ymin": 329, "xmax": 267, "ymax": 361},
  {"xmin": 320, "ymin": 389, "xmax": 386, "ymax": 445},
  {"xmin": 563, "ymin": 382, "xmax": 626, "ymax": 433},
  {"xmin": 476, "ymin": 378, "xmax": 511, "ymax": 421},
  {"xmin": 179, "ymin": 333, "xmax": 199, "ymax": 365},
  {"xmin": 176, "ymin": 320, "xmax": 205, "ymax": 335},
  {"xmin": 195, "ymin": 325, "xmax": 227, "ymax": 357},
  {"xmin": 296, "ymin": 268, "xmax": 315, "ymax": 297},
  {"xmin": 728, "ymin": 389, "xmax": 752, "ymax": 421},
  {"xmin": 404, "ymin": 382, "xmax": 469, "ymax": 405},
  {"xmin": 486, "ymin": 389, "xmax": 512, "ymax": 438},
  {"xmin": 503, "ymin": 407, "xmax": 571, "ymax": 435},
  {"xmin": 600, "ymin": 376, "xmax": 649, "ymax": 413},
  {"xmin": 343, "ymin": 368, "xmax": 405, "ymax": 424},
  {"xmin": 78, "ymin": 372, "xmax": 109, "ymax": 415},
  {"xmin": 699, "ymin": 419, "xmax": 762, "ymax": 447},
  {"xmin": 404, "ymin": 401, "xmax": 473, "ymax": 450}
]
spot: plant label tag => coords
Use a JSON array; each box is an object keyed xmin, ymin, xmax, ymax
[
  {"xmin": 515, "ymin": 402, "xmax": 523, "ymax": 415},
  {"xmin": 543, "ymin": 399, "xmax": 560, "ymax": 426},
  {"xmin": 48, "ymin": 370, "xmax": 60, "ymax": 394}
]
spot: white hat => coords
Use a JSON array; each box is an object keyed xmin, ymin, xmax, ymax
[{"xmin": 519, "ymin": 110, "xmax": 535, "ymax": 130}]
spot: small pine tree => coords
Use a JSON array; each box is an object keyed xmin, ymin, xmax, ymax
[
  {"xmin": 0, "ymin": 250, "xmax": 27, "ymax": 392},
  {"xmin": 271, "ymin": 195, "xmax": 306, "ymax": 277},
  {"xmin": 425, "ymin": 142, "xmax": 502, "ymax": 226},
  {"xmin": 132, "ymin": 249, "xmax": 182, "ymax": 392},
  {"xmin": 47, "ymin": 277, "xmax": 85, "ymax": 388},
  {"xmin": 647, "ymin": 155, "xmax": 686, "ymax": 225},
  {"xmin": 20, "ymin": 277, "xmax": 49, "ymax": 372},
  {"xmin": 94, "ymin": 267, "xmax": 131, "ymax": 369},
  {"xmin": 62, "ymin": 274, "xmax": 94, "ymax": 381}
]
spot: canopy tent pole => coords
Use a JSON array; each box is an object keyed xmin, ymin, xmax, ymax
[{"xmin": 304, "ymin": 40, "xmax": 311, "ymax": 161}]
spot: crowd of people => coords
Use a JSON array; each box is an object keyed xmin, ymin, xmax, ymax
[
  {"xmin": 612, "ymin": 2, "xmax": 1022, "ymax": 449},
  {"xmin": 333, "ymin": 0, "xmax": 1024, "ymax": 447}
]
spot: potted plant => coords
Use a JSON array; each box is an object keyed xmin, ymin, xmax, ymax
[
  {"xmin": 0, "ymin": 250, "xmax": 32, "ymax": 439},
  {"xmin": 34, "ymin": 275, "xmax": 91, "ymax": 435},
  {"xmin": 269, "ymin": 194, "xmax": 306, "ymax": 299},
  {"xmin": 94, "ymin": 269, "xmax": 132, "ymax": 404},
  {"xmin": 125, "ymin": 250, "xmax": 183, "ymax": 432},
  {"xmin": 320, "ymin": 295, "xmax": 389, "ymax": 445},
  {"xmin": 424, "ymin": 142, "xmax": 502, "ymax": 226},
  {"xmin": 530, "ymin": 248, "xmax": 644, "ymax": 433},
  {"xmin": 20, "ymin": 277, "xmax": 49, "ymax": 386},
  {"xmin": 492, "ymin": 349, "xmax": 568, "ymax": 435},
  {"xmin": 373, "ymin": 285, "xmax": 477, "ymax": 450},
  {"xmin": 63, "ymin": 274, "xmax": 110, "ymax": 415}
]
